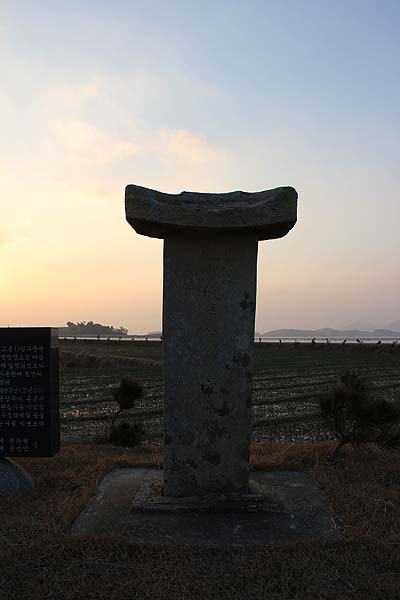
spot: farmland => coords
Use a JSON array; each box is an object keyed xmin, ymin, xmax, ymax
[{"xmin": 59, "ymin": 339, "xmax": 400, "ymax": 444}]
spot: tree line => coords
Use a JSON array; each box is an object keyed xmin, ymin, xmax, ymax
[{"xmin": 61, "ymin": 321, "xmax": 128, "ymax": 336}]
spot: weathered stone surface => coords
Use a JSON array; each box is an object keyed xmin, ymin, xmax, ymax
[
  {"xmin": 0, "ymin": 458, "xmax": 34, "ymax": 496},
  {"xmin": 131, "ymin": 471, "xmax": 282, "ymax": 513},
  {"xmin": 163, "ymin": 234, "xmax": 257, "ymax": 497},
  {"xmin": 70, "ymin": 467, "xmax": 338, "ymax": 546},
  {"xmin": 125, "ymin": 184, "xmax": 298, "ymax": 498},
  {"xmin": 125, "ymin": 185, "xmax": 297, "ymax": 240}
]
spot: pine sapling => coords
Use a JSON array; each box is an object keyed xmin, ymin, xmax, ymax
[{"xmin": 320, "ymin": 371, "xmax": 400, "ymax": 457}]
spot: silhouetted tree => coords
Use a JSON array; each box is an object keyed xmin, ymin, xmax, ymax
[
  {"xmin": 64, "ymin": 321, "xmax": 128, "ymax": 336},
  {"xmin": 109, "ymin": 420, "xmax": 144, "ymax": 447}
]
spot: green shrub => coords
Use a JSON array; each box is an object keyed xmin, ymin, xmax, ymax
[
  {"xmin": 320, "ymin": 371, "xmax": 400, "ymax": 456},
  {"xmin": 109, "ymin": 420, "xmax": 144, "ymax": 447}
]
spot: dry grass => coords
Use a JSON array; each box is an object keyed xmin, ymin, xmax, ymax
[
  {"xmin": 60, "ymin": 350, "xmax": 161, "ymax": 368},
  {"xmin": 1, "ymin": 442, "xmax": 400, "ymax": 599}
]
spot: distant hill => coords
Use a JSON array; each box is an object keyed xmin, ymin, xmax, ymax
[
  {"xmin": 129, "ymin": 331, "xmax": 162, "ymax": 338},
  {"xmin": 344, "ymin": 320, "xmax": 400, "ymax": 332},
  {"xmin": 261, "ymin": 327, "xmax": 400, "ymax": 338},
  {"xmin": 343, "ymin": 320, "xmax": 381, "ymax": 331}
]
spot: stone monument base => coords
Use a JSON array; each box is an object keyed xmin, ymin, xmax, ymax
[
  {"xmin": 70, "ymin": 467, "xmax": 338, "ymax": 546},
  {"xmin": 131, "ymin": 472, "xmax": 282, "ymax": 513}
]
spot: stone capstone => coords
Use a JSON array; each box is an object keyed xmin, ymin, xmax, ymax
[{"xmin": 125, "ymin": 185, "xmax": 298, "ymax": 240}]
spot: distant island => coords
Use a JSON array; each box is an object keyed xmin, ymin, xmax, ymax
[
  {"xmin": 58, "ymin": 322, "xmax": 400, "ymax": 340},
  {"xmin": 59, "ymin": 321, "xmax": 128, "ymax": 337},
  {"xmin": 261, "ymin": 327, "xmax": 400, "ymax": 338}
]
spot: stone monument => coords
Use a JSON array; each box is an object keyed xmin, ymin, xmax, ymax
[
  {"xmin": 0, "ymin": 327, "xmax": 59, "ymax": 495},
  {"xmin": 125, "ymin": 185, "xmax": 297, "ymax": 498}
]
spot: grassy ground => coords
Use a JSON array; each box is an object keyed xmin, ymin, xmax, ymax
[{"xmin": 1, "ymin": 442, "xmax": 400, "ymax": 599}]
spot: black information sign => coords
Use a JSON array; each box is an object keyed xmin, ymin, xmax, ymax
[{"xmin": 0, "ymin": 327, "xmax": 59, "ymax": 457}]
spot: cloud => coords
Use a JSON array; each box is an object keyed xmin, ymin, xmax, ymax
[
  {"xmin": 157, "ymin": 129, "xmax": 222, "ymax": 164},
  {"xmin": 80, "ymin": 184, "xmax": 118, "ymax": 199},
  {"xmin": 53, "ymin": 120, "xmax": 141, "ymax": 164},
  {"xmin": 53, "ymin": 119, "xmax": 224, "ymax": 170},
  {"xmin": 45, "ymin": 78, "xmax": 101, "ymax": 112},
  {"xmin": 0, "ymin": 227, "xmax": 13, "ymax": 247}
]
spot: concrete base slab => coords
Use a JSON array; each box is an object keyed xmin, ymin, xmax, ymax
[{"xmin": 70, "ymin": 468, "xmax": 338, "ymax": 546}]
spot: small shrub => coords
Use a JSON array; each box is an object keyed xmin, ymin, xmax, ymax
[
  {"xmin": 109, "ymin": 420, "xmax": 144, "ymax": 447},
  {"xmin": 111, "ymin": 377, "xmax": 144, "ymax": 425},
  {"xmin": 320, "ymin": 371, "xmax": 400, "ymax": 456}
]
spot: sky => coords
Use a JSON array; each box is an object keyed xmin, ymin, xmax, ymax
[{"xmin": 1, "ymin": 0, "xmax": 399, "ymax": 333}]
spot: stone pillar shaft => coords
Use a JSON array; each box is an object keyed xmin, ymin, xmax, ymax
[{"xmin": 162, "ymin": 234, "xmax": 258, "ymax": 497}]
